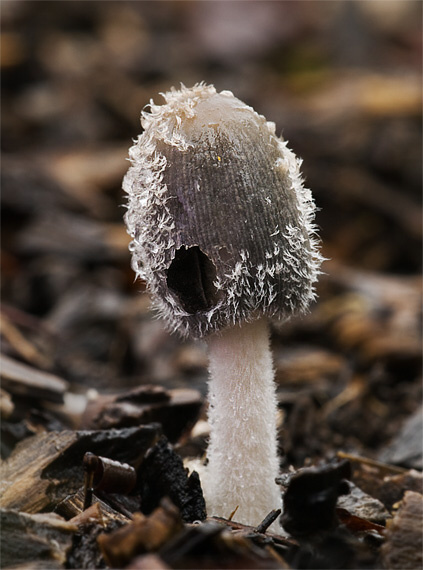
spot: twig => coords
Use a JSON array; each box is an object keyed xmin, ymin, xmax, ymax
[{"xmin": 255, "ymin": 508, "xmax": 282, "ymax": 533}]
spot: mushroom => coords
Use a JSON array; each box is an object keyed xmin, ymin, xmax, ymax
[{"xmin": 123, "ymin": 83, "xmax": 323, "ymax": 526}]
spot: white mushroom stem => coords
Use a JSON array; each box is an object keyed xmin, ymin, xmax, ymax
[{"xmin": 204, "ymin": 317, "xmax": 281, "ymax": 526}]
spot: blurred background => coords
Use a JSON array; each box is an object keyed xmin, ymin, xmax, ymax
[{"xmin": 1, "ymin": 1, "xmax": 422, "ymax": 466}]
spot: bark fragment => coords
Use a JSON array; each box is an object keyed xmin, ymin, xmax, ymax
[
  {"xmin": 98, "ymin": 498, "xmax": 182, "ymax": 569},
  {"xmin": 0, "ymin": 509, "xmax": 77, "ymax": 568},
  {"xmin": 0, "ymin": 425, "xmax": 159, "ymax": 513},
  {"xmin": 138, "ymin": 436, "xmax": 207, "ymax": 523},
  {"xmin": 381, "ymin": 491, "xmax": 423, "ymax": 569},
  {"xmin": 82, "ymin": 385, "xmax": 203, "ymax": 443},
  {"xmin": 0, "ymin": 354, "xmax": 68, "ymax": 403}
]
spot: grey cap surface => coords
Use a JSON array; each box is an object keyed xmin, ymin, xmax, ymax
[{"xmin": 124, "ymin": 84, "xmax": 322, "ymax": 338}]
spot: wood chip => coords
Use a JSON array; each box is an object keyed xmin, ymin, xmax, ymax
[
  {"xmin": 337, "ymin": 481, "xmax": 390, "ymax": 524},
  {"xmin": 98, "ymin": 498, "xmax": 182, "ymax": 568},
  {"xmin": 56, "ymin": 487, "xmax": 131, "ymax": 526},
  {"xmin": 340, "ymin": 452, "xmax": 423, "ymax": 511},
  {"xmin": 0, "ymin": 509, "xmax": 77, "ymax": 568},
  {"xmin": 0, "ymin": 354, "xmax": 68, "ymax": 403},
  {"xmin": 381, "ymin": 491, "xmax": 423, "ymax": 569},
  {"xmin": 82, "ymin": 386, "xmax": 203, "ymax": 444},
  {"xmin": 0, "ymin": 425, "xmax": 159, "ymax": 513}
]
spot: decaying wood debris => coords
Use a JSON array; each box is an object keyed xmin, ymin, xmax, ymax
[
  {"xmin": 1, "ymin": 353, "xmax": 68, "ymax": 403},
  {"xmin": 82, "ymin": 385, "xmax": 203, "ymax": 444},
  {"xmin": 1, "ymin": 412, "xmax": 422, "ymax": 569},
  {"xmin": 381, "ymin": 491, "xmax": 423, "ymax": 569},
  {"xmin": 0, "ymin": 425, "xmax": 160, "ymax": 513},
  {"xmin": 1, "ymin": 1, "xmax": 421, "ymax": 568},
  {"xmin": 1, "ymin": 510, "xmax": 77, "ymax": 568}
]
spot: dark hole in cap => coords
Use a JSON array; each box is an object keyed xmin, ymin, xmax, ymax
[{"xmin": 166, "ymin": 246, "xmax": 219, "ymax": 314}]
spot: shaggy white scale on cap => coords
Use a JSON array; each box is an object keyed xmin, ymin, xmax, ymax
[{"xmin": 123, "ymin": 83, "xmax": 323, "ymax": 528}]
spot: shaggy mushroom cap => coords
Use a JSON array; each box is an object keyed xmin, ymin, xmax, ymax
[{"xmin": 124, "ymin": 83, "xmax": 322, "ymax": 338}]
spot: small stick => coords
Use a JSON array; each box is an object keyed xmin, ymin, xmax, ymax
[
  {"xmin": 337, "ymin": 451, "xmax": 406, "ymax": 475},
  {"xmin": 228, "ymin": 505, "xmax": 239, "ymax": 522},
  {"xmin": 255, "ymin": 508, "xmax": 282, "ymax": 534},
  {"xmin": 83, "ymin": 452, "xmax": 99, "ymax": 510}
]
